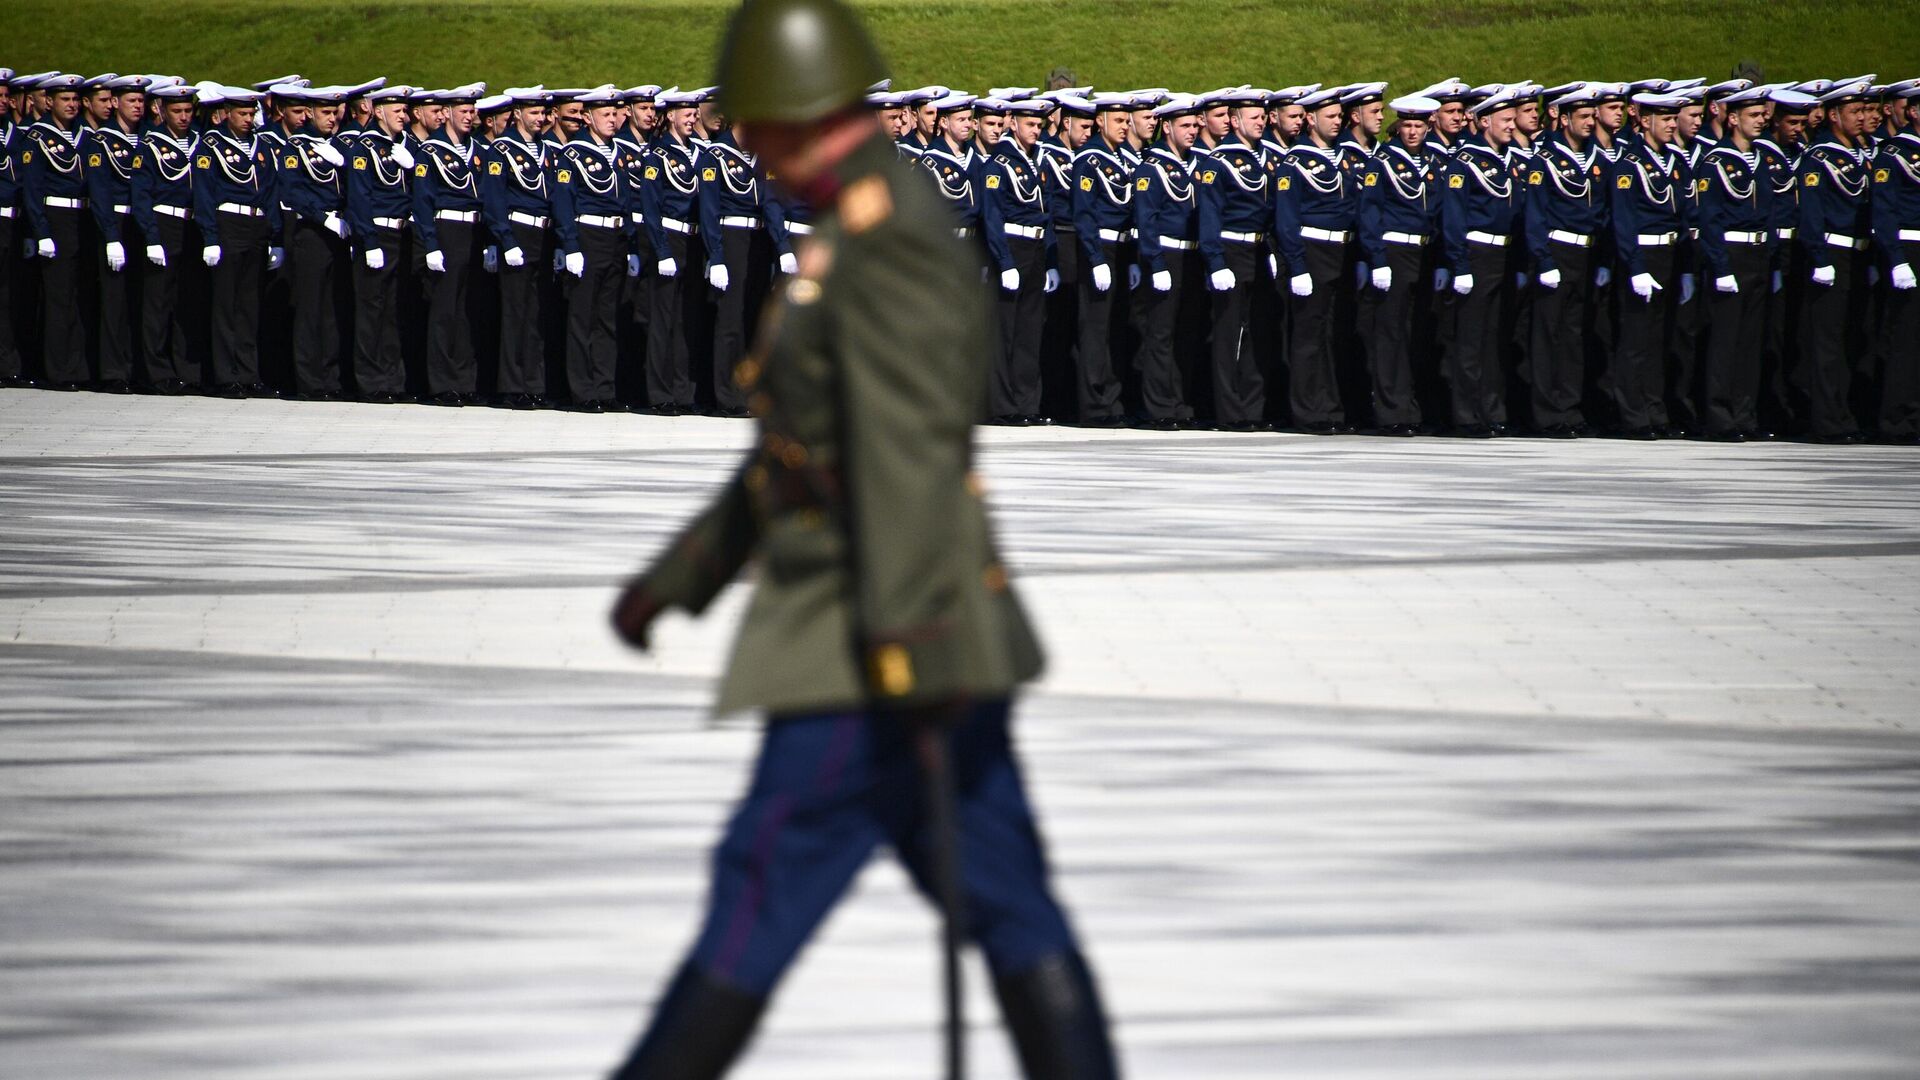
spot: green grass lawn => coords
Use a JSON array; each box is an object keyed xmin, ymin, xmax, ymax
[{"xmin": 3, "ymin": 0, "xmax": 1911, "ymax": 97}]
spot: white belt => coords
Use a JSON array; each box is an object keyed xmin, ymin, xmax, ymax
[
  {"xmin": 1466, "ymin": 230, "xmax": 1509, "ymax": 247},
  {"xmin": 1824, "ymin": 232, "xmax": 1867, "ymax": 251},
  {"xmin": 154, "ymin": 204, "xmax": 192, "ymax": 220},
  {"xmin": 1004, "ymin": 223, "xmax": 1045, "ymax": 240},
  {"xmin": 0, "ymin": 207, "xmax": 13, "ymax": 219},
  {"xmin": 1900, "ymin": 229, "xmax": 1920, "ymax": 242},
  {"xmin": 435, "ymin": 209, "xmax": 479, "ymax": 223},
  {"xmin": 1301, "ymin": 226, "xmax": 1349, "ymax": 243},
  {"xmin": 786, "ymin": 221, "xmax": 814, "ymax": 235},
  {"xmin": 219, "ymin": 202, "xmax": 263, "ymax": 217},
  {"xmin": 509, "ymin": 211, "xmax": 549, "ymax": 228},
  {"xmin": 371, "ymin": 215, "xmax": 404, "ymax": 230},
  {"xmin": 578, "ymin": 213, "xmax": 625, "ymax": 229},
  {"xmin": 1220, "ymin": 230, "xmax": 1261, "ymax": 244},
  {"xmin": 1158, "ymin": 236, "xmax": 1197, "ymax": 251},
  {"xmin": 1636, "ymin": 231, "xmax": 1678, "ymax": 246},
  {"xmin": 954, "ymin": 227, "xmax": 976, "ymax": 239},
  {"xmin": 658, "ymin": 216, "xmax": 694, "ymax": 234},
  {"xmin": 1381, "ymin": 230, "xmax": 1427, "ymax": 246},
  {"xmin": 1096, "ymin": 228, "xmax": 1125, "ymax": 242},
  {"xmin": 111, "ymin": 203, "xmax": 130, "ymax": 215},
  {"xmin": 1775, "ymin": 228, "xmax": 1795, "ymax": 239},
  {"xmin": 719, "ymin": 215, "xmax": 762, "ymax": 229},
  {"xmin": 45, "ymin": 196, "xmax": 87, "ymax": 209},
  {"xmin": 1722, "ymin": 230, "xmax": 1768, "ymax": 245},
  {"xmin": 1547, "ymin": 229, "xmax": 1590, "ymax": 247}
]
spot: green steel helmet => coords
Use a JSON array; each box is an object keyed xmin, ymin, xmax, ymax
[{"xmin": 715, "ymin": 0, "xmax": 889, "ymax": 123}]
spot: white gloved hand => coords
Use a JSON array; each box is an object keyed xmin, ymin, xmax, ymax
[
  {"xmin": 564, "ymin": 251, "xmax": 586, "ymax": 277},
  {"xmin": 316, "ymin": 142, "xmax": 346, "ymax": 167},
  {"xmin": 389, "ymin": 143, "xmax": 415, "ymax": 170},
  {"xmin": 105, "ymin": 241, "xmax": 127, "ymax": 272},
  {"xmin": 364, "ymin": 247, "xmax": 385, "ymax": 270},
  {"xmin": 627, "ymin": 254, "xmax": 642, "ymax": 278},
  {"xmin": 482, "ymin": 246, "xmax": 499, "ymax": 273},
  {"xmin": 1515, "ymin": 272, "xmax": 1529, "ymax": 290},
  {"xmin": 1594, "ymin": 266, "xmax": 1612, "ymax": 288},
  {"xmin": 1267, "ymin": 253, "xmax": 1278, "ymax": 279},
  {"xmin": 1771, "ymin": 269, "xmax": 1784, "ymax": 293},
  {"xmin": 1452, "ymin": 273, "xmax": 1475, "ymax": 295},
  {"xmin": 37, "ymin": 238, "xmax": 57, "ymax": 259},
  {"xmin": 1810, "ymin": 264, "xmax": 1835, "ymax": 287},
  {"xmin": 202, "ymin": 244, "xmax": 221, "ymax": 267},
  {"xmin": 778, "ymin": 252, "xmax": 798, "ymax": 275},
  {"xmin": 657, "ymin": 257, "xmax": 678, "ymax": 278},
  {"xmin": 267, "ymin": 246, "xmax": 286, "ymax": 271},
  {"xmin": 1000, "ymin": 267, "xmax": 1020, "ymax": 291},
  {"xmin": 503, "ymin": 246, "xmax": 525, "ymax": 268},
  {"xmin": 1630, "ymin": 272, "xmax": 1659, "ymax": 299},
  {"xmin": 146, "ymin": 244, "xmax": 168, "ymax": 268},
  {"xmin": 323, "ymin": 210, "xmax": 348, "ymax": 239},
  {"xmin": 1289, "ymin": 272, "xmax": 1313, "ymax": 297},
  {"xmin": 1151, "ymin": 269, "xmax": 1173, "ymax": 292},
  {"xmin": 1209, "ymin": 267, "xmax": 1236, "ymax": 292},
  {"xmin": 425, "ymin": 249, "xmax": 447, "ymax": 273},
  {"xmin": 1369, "ymin": 265, "xmax": 1392, "ymax": 291},
  {"xmin": 1714, "ymin": 274, "xmax": 1738, "ymax": 293},
  {"xmin": 1537, "ymin": 268, "xmax": 1561, "ymax": 289},
  {"xmin": 708, "ymin": 263, "xmax": 730, "ymax": 291},
  {"xmin": 1128, "ymin": 265, "xmax": 1141, "ymax": 290},
  {"xmin": 1044, "ymin": 268, "xmax": 1060, "ymax": 294},
  {"xmin": 1432, "ymin": 267, "xmax": 1450, "ymax": 291},
  {"xmin": 1678, "ymin": 273, "xmax": 1696, "ymax": 304},
  {"xmin": 1090, "ymin": 263, "xmax": 1111, "ymax": 292},
  {"xmin": 1893, "ymin": 263, "xmax": 1918, "ymax": 290}
]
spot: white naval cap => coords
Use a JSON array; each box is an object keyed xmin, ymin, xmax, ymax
[
  {"xmin": 930, "ymin": 92, "xmax": 977, "ymax": 113},
  {"xmin": 1149, "ymin": 93, "xmax": 1203, "ymax": 119},
  {"xmin": 1388, "ymin": 94, "xmax": 1442, "ymax": 118}
]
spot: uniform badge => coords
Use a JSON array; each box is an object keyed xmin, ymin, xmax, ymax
[
  {"xmin": 1201, "ymin": 171, "xmax": 1217, "ymax": 184},
  {"xmin": 131, "ymin": 156, "xmax": 142, "ymax": 168},
  {"xmin": 415, "ymin": 164, "xmax": 429, "ymax": 178},
  {"xmin": 88, "ymin": 154, "xmax": 102, "ymax": 166},
  {"xmin": 1079, "ymin": 177, "xmax": 1092, "ymax": 191},
  {"xmin": 286, "ymin": 155, "xmax": 299, "ymax": 168},
  {"xmin": 1135, "ymin": 178, "xmax": 1149, "ymax": 191},
  {"xmin": 644, "ymin": 166, "xmax": 658, "ymax": 179},
  {"xmin": 701, "ymin": 167, "xmax": 716, "ymax": 181},
  {"xmin": 1803, "ymin": 172, "xmax": 1819, "ymax": 187},
  {"xmin": 354, "ymin": 157, "xmax": 367, "ymax": 170},
  {"xmin": 1448, "ymin": 175, "xmax": 1464, "ymax": 188},
  {"xmin": 557, "ymin": 169, "xmax": 571, "ymax": 183},
  {"xmin": 1363, "ymin": 173, "xmax": 1376, "ymax": 187},
  {"xmin": 1696, "ymin": 178, "xmax": 1709, "ymax": 192},
  {"xmin": 488, "ymin": 162, "xmax": 502, "ymax": 175},
  {"xmin": 1528, "ymin": 171, "xmax": 1542, "ymax": 185},
  {"xmin": 1616, "ymin": 175, "xmax": 1631, "ymax": 189},
  {"xmin": 1277, "ymin": 177, "xmax": 1290, "ymax": 191},
  {"xmin": 985, "ymin": 175, "xmax": 1000, "ymax": 189},
  {"xmin": 196, "ymin": 155, "xmax": 210, "ymax": 169},
  {"xmin": 1875, "ymin": 168, "xmax": 1890, "ymax": 183}
]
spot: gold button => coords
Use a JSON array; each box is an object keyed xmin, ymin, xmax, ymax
[
  {"xmin": 788, "ymin": 278, "xmax": 822, "ymax": 305},
  {"xmin": 870, "ymin": 644, "xmax": 914, "ymax": 696}
]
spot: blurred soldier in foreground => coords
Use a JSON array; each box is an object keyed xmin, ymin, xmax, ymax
[{"xmin": 606, "ymin": 0, "xmax": 1120, "ymax": 1076}]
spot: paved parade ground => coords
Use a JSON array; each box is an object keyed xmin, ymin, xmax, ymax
[{"xmin": 3, "ymin": 391, "xmax": 1919, "ymax": 1079}]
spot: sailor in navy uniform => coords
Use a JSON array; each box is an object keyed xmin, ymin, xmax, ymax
[
  {"xmin": 1, "ymin": 69, "xmax": 32, "ymax": 386},
  {"xmin": 980, "ymin": 97, "xmax": 1058, "ymax": 425},
  {"xmin": 1262, "ymin": 84, "xmax": 1316, "ymax": 158},
  {"xmin": 1355, "ymin": 94, "xmax": 1442, "ymax": 436},
  {"xmin": 19, "ymin": 74, "xmax": 92, "ymax": 388},
  {"xmin": 696, "ymin": 109, "xmax": 785, "ymax": 417},
  {"xmin": 1067, "ymin": 93, "xmax": 1139, "ymax": 426},
  {"xmin": 1131, "ymin": 94, "xmax": 1208, "ymax": 430},
  {"xmin": 1338, "ymin": 82, "xmax": 1389, "ymax": 168},
  {"xmin": 1522, "ymin": 84, "xmax": 1608, "ymax": 436},
  {"xmin": 1273, "ymin": 85, "xmax": 1361, "ymax": 433},
  {"xmin": 894, "ymin": 84, "xmax": 948, "ymax": 161},
  {"xmin": 479, "ymin": 86, "xmax": 555, "ymax": 408},
  {"xmin": 1870, "ymin": 79, "xmax": 1920, "ymax": 443},
  {"xmin": 638, "ymin": 86, "xmax": 706, "ymax": 413},
  {"xmin": 1604, "ymin": 92, "xmax": 1694, "ymax": 439},
  {"xmin": 919, "ymin": 92, "xmax": 988, "ymax": 267},
  {"xmin": 1694, "ymin": 86, "xmax": 1778, "ymax": 440},
  {"xmin": 1196, "ymin": 86, "xmax": 1273, "ymax": 430},
  {"xmin": 1438, "ymin": 87, "xmax": 1527, "ymax": 436},
  {"xmin": 77, "ymin": 74, "xmax": 148, "ymax": 391},
  {"xmin": 1757, "ymin": 89, "xmax": 1818, "ymax": 435},
  {"xmin": 1413, "ymin": 79, "xmax": 1471, "ymax": 162},
  {"xmin": 552, "ymin": 86, "xmax": 641, "ymax": 412},
  {"xmin": 411, "ymin": 83, "xmax": 487, "ymax": 405},
  {"xmin": 190, "ymin": 86, "xmax": 283, "ymax": 397},
  {"xmin": 1795, "ymin": 79, "xmax": 1879, "ymax": 443},
  {"xmin": 343, "ymin": 85, "xmax": 415, "ymax": 402},
  {"xmin": 613, "ymin": 86, "xmax": 661, "ymax": 348},
  {"xmin": 275, "ymin": 86, "xmax": 353, "ymax": 398},
  {"xmin": 1037, "ymin": 91, "xmax": 1091, "ymax": 423},
  {"xmin": 128, "ymin": 84, "xmax": 202, "ymax": 393}
]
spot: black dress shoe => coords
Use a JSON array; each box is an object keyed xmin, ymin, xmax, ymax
[
  {"xmin": 422, "ymin": 391, "xmax": 464, "ymax": 407},
  {"xmin": 1451, "ymin": 424, "xmax": 1494, "ymax": 438},
  {"xmin": 1025, "ymin": 414, "xmax": 1054, "ymax": 426},
  {"xmin": 1618, "ymin": 426, "xmax": 1658, "ymax": 440},
  {"xmin": 1299, "ymin": 420, "xmax": 1340, "ymax": 435},
  {"xmin": 1705, "ymin": 430, "xmax": 1747, "ymax": 443},
  {"xmin": 362, "ymin": 390, "xmax": 412, "ymax": 404},
  {"xmin": 1385, "ymin": 423, "xmax": 1419, "ymax": 437},
  {"xmin": 1489, "ymin": 422, "xmax": 1511, "ymax": 437},
  {"xmin": 46, "ymin": 380, "xmax": 84, "ymax": 392},
  {"xmin": 1573, "ymin": 422, "xmax": 1600, "ymax": 437},
  {"xmin": 1812, "ymin": 430, "xmax": 1865, "ymax": 444},
  {"xmin": 243, "ymin": 382, "xmax": 280, "ymax": 398},
  {"xmin": 1143, "ymin": 417, "xmax": 1180, "ymax": 431},
  {"xmin": 1077, "ymin": 414, "xmax": 1128, "ymax": 428},
  {"xmin": 213, "ymin": 382, "xmax": 247, "ymax": 399},
  {"xmin": 716, "ymin": 406, "xmax": 751, "ymax": 418},
  {"xmin": 150, "ymin": 378, "xmax": 188, "ymax": 396},
  {"xmin": 1, "ymin": 375, "xmax": 40, "ymax": 389},
  {"xmin": 95, "ymin": 378, "xmax": 134, "ymax": 394}
]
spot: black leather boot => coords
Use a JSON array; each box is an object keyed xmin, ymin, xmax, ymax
[
  {"xmin": 992, "ymin": 951, "xmax": 1121, "ymax": 1080},
  {"xmin": 609, "ymin": 963, "xmax": 768, "ymax": 1080}
]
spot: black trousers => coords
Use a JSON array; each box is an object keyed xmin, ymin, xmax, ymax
[
  {"xmin": 1699, "ymin": 243, "xmax": 1770, "ymax": 436},
  {"xmin": 209, "ymin": 211, "xmax": 268, "ymax": 387},
  {"xmin": 1039, "ymin": 226, "xmax": 1081, "ymax": 422},
  {"xmin": 992, "ymin": 235, "xmax": 1048, "ymax": 418},
  {"xmin": 40, "ymin": 206, "xmax": 89, "ymax": 384},
  {"xmin": 1795, "ymin": 248, "xmax": 1870, "ymax": 439},
  {"xmin": 1357, "ymin": 243, "xmax": 1424, "ymax": 427},
  {"xmin": 1665, "ymin": 261, "xmax": 1703, "ymax": 431},
  {"xmin": 1133, "ymin": 248, "xmax": 1201, "ymax": 421},
  {"xmin": 1287, "ymin": 237, "xmax": 1348, "ymax": 425},
  {"xmin": 0, "ymin": 214, "xmax": 22, "ymax": 379},
  {"xmin": 496, "ymin": 220, "xmax": 550, "ymax": 396},
  {"xmin": 1527, "ymin": 241, "xmax": 1592, "ymax": 428},
  {"xmin": 96, "ymin": 211, "xmax": 137, "ymax": 383},
  {"xmin": 565, "ymin": 224, "xmax": 626, "ymax": 404},
  {"xmin": 1207, "ymin": 240, "xmax": 1268, "ymax": 425},
  {"xmin": 1439, "ymin": 244, "xmax": 1512, "ymax": 427},
  {"xmin": 141, "ymin": 214, "xmax": 205, "ymax": 385},
  {"xmin": 352, "ymin": 229, "xmax": 407, "ymax": 395},
  {"xmin": 425, "ymin": 219, "xmax": 485, "ymax": 395},
  {"xmin": 1072, "ymin": 239, "xmax": 1127, "ymax": 422},
  {"xmin": 711, "ymin": 225, "xmax": 772, "ymax": 412},
  {"xmin": 1761, "ymin": 242, "xmax": 1800, "ymax": 432},
  {"xmin": 289, "ymin": 219, "xmax": 348, "ymax": 394},
  {"xmin": 1880, "ymin": 241, "xmax": 1920, "ymax": 438},
  {"xmin": 1606, "ymin": 245, "xmax": 1678, "ymax": 431},
  {"xmin": 645, "ymin": 231, "xmax": 701, "ymax": 408}
]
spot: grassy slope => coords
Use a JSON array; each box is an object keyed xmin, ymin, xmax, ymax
[{"xmin": 2, "ymin": 0, "xmax": 1911, "ymax": 95}]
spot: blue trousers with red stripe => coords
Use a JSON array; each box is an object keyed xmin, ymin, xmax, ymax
[{"xmin": 681, "ymin": 697, "xmax": 1083, "ymax": 997}]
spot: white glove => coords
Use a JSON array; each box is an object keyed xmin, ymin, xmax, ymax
[
  {"xmin": 1151, "ymin": 269, "xmax": 1172, "ymax": 292},
  {"xmin": 1043, "ymin": 268, "xmax": 1060, "ymax": 294},
  {"xmin": 709, "ymin": 263, "xmax": 730, "ymax": 291},
  {"xmin": 202, "ymin": 244, "xmax": 222, "ymax": 267},
  {"xmin": 323, "ymin": 211, "xmax": 348, "ymax": 238},
  {"xmin": 626, "ymin": 254, "xmax": 642, "ymax": 278},
  {"xmin": 1209, "ymin": 267, "xmax": 1236, "ymax": 292},
  {"xmin": 105, "ymin": 241, "xmax": 127, "ymax": 272},
  {"xmin": 1678, "ymin": 273, "xmax": 1696, "ymax": 304},
  {"xmin": 316, "ymin": 142, "xmax": 346, "ymax": 167},
  {"xmin": 1267, "ymin": 253, "xmax": 1279, "ymax": 279},
  {"xmin": 1452, "ymin": 273, "xmax": 1475, "ymax": 295},
  {"xmin": 1714, "ymin": 274, "xmax": 1738, "ymax": 293},
  {"xmin": 503, "ymin": 246, "xmax": 525, "ymax": 268},
  {"xmin": 778, "ymin": 252, "xmax": 798, "ymax": 275},
  {"xmin": 146, "ymin": 244, "xmax": 168, "ymax": 268},
  {"xmin": 389, "ymin": 143, "xmax": 415, "ymax": 170},
  {"xmin": 37, "ymin": 238, "xmax": 57, "ymax": 259},
  {"xmin": 1771, "ymin": 270, "xmax": 1784, "ymax": 293},
  {"xmin": 1630, "ymin": 272, "xmax": 1659, "ymax": 299},
  {"xmin": 1369, "ymin": 265, "xmax": 1391, "ymax": 291},
  {"xmin": 267, "ymin": 246, "xmax": 286, "ymax": 271},
  {"xmin": 1090, "ymin": 263, "xmax": 1111, "ymax": 292},
  {"xmin": 564, "ymin": 251, "xmax": 586, "ymax": 277},
  {"xmin": 1128, "ymin": 264, "xmax": 1141, "ymax": 290},
  {"xmin": 657, "ymin": 257, "xmax": 678, "ymax": 278},
  {"xmin": 425, "ymin": 249, "xmax": 446, "ymax": 273},
  {"xmin": 1810, "ymin": 264, "xmax": 1835, "ymax": 287},
  {"xmin": 1537, "ymin": 268, "xmax": 1561, "ymax": 289},
  {"xmin": 1000, "ymin": 267, "xmax": 1020, "ymax": 291},
  {"xmin": 1289, "ymin": 272, "xmax": 1313, "ymax": 297},
  {"xmin": 1893, "ymin": 263, "xmax": 1917, "ymax": 290},
  {"xmin": 1432, "ymin": 267, "xmax": 1450, "ymax": 291},
  {"xmin": 364, "ymin": 247, "xmax": 385, "ymax": 270},
  {"xmin": 482, "ymin": 246, "xmax": 499, "ymax": 273},
  {"xmin": 1594, "ymin": 266, "xmax": 1612, "ymax": 288},
  {"xmin": 1514, "ymin": 272, "xmax": 1529, "ymax": 290}
]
